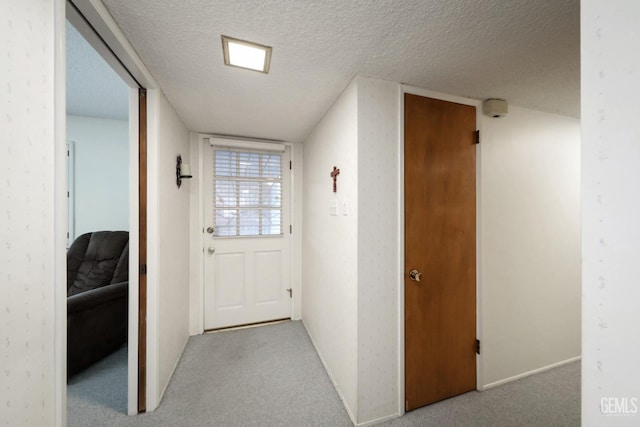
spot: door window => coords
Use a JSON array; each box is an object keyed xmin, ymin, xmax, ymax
[{"xmin": 212, "ymin": 148, "xmax": 283, "ymax": 237}]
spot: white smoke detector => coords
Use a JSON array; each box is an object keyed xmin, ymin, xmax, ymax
[{"xmin": 483, "ymin": 99, "xmax": 509, "ymax": 118}]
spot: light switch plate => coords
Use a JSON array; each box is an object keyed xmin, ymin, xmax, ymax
[{"xmin": 330, "ymin": 199, "xmax": 338, "ymax": 216}]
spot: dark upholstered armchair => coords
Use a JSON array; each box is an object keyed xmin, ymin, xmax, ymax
[{"xmin": 67, "ymin": 231, "xmax": 129, "ymax": 378}]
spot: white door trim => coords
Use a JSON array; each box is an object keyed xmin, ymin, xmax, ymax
[
  {"xmin": 193, "ymin": 134, "xmax": 301, "ymax": 335},
  {"xmin": 190, "ymin": 132, "xmax": 206, "ymax": 334}
]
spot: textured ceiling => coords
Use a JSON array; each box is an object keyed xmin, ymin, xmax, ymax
[
  {"xmin": 66, "ymin": 21, "xmax": 129, "ymax": 120},
  {"xmin": 100, "ymin": 0, "xmax": 579, "ymax": 142}
]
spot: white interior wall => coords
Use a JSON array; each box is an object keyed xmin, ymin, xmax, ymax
[
  {"xmin": 356, "ymin": 77, "xmax": 400, "ymax": 424},
  {"xmin": 66, "ymin": 114, "xmax": 129, "ymax": 238},
  {"xmin": 1, "ymin": 1, "xmax": 58, "ymax": 425},
  {"xmin": 302, "ymin": 80, "xmax": 360, "ymax": 422},
  {"xmin": 582, "ymin": 1, "xmax": 640, "ymax": 424},
  {"xmin": 147, "ymin": 92, "xmax": 191, "ymax": 408},
  {"xmin": 3, "ymin": 0, "xmax": 191, "ymax": 423},
  {"xmin": 304, "ymin": 77, "xmax": 581, "ymax": 425},
  {"xmin": 0, "ymin": 2, "xmax": 601, "ymax": 425},
  {"xmin": 478, "ymin": 106, "xmax": 581, "ymax": 387}
]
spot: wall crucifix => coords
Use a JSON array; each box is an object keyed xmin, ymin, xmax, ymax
[{"xmin": 330, "ymin": 166, "xmax": 340, "ymax": 193}]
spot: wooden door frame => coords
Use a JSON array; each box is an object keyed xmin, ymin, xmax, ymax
[
  {"xmin": 397, "ymin": 85, "xmax": 483, "ymax": 415},
  {"xmin": 137, "ymin": 88, "xmax": 147, "ymax": 412}
]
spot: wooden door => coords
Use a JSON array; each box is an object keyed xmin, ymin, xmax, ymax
[{"xmin": 404, "ymin": 93, "xmax": 477, "ymax": 411}]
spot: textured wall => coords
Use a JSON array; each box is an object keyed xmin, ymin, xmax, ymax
[
  {"xmin": 356, "ymin": 77, "xmax": 400, "ymax": 423},
  {"xmin": 157, "ymin": 92, "xmax": 191, "ymax": 399},
  {"xmin": 302, "ymin": 80, "xmax": 359, "ymax": 421},
  {"xmin": 67, "ymin": 115, "xmax": 129, "ymax": 238},
  {"xmin": 100, "ymin": 0, "xmax": 579, "ymax": 143},
  {"xmin": 149, "ymin": 92, "xmax": 191, "ymax": 406},
  {"xmin": 479, "ymin": 106, "xmax": 581, "ymax": 386},
  {"xmin": 303, "ymin": 77, "xmax": 402, "ymax": 425},
  {"xmin": 582, "ymin": 1, "xmax": 640, "ymax": 424},
  {"xmin": 304, "ymin": 77, "xmax": 581, "ymax": 424},
  {"xmin": 0, "ymin": 1, "xmax": 57, "ymax": 425}
]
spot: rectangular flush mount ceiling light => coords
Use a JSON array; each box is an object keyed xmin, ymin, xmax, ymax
[{"xmin": 221, "ymin": 35, "xmax": 272, "ymax": 73}]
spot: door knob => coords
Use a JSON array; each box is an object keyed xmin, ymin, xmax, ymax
[
  {"xmin": 208, "ymin": 247, "xmax": 215, "ymax": 254},
  {"xmin": 206, "ymin": 227, "xmax": 214, "ymax": 234},
  {"xmin": 409, "ymin": 269, "xmax": 422, "ymax": 282}
]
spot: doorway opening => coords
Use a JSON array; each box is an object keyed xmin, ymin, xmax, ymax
[
  {"xmin": 65, "ymin": 16, "xmax": 131, "ymax": 416},
  {"xmin": 201, "ymin": 137, "xmax": 294, "ymax": 331},
  {"xmin": 64, "ymin": 0, "xmax": 147, "ymax": 417}
]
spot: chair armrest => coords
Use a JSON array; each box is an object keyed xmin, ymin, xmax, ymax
[{"xmin": 67, "ymin": 281, "xmax": 128, "ymax": 315}]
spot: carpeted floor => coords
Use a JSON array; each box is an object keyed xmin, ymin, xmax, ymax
[
  {"xmin": 67, "ymin": 321, "xmax": 580, "ymax": 426},
  {"xmin": 68, "ymin": 321, "xmax": 351, "ymax": 427},
  {"xmin": 379, "ymin": 361, "xmax": 580, "ymax": 426}
]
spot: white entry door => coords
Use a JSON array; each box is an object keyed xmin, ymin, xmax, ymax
[{"xmin": 203, "ymin": 141, "xmax": 292, "ymax": 330}]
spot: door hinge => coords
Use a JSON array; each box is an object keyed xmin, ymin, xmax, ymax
[
  {"xmin": 139, "ymin": 264, "xmax": 147, "ymax": 275},
  {"xmin": 289, "ymin": 160, "xmax": 292, "ymax": 170},
  {"xmin": 474, "ymin": 130, "xmax": 480, "ymax": 144},
  {"xmin": 286, "ymin": 288, "xmax": 292, "ymax": 298},
  {"xmin": 475, "ymin": 339, "xmax": 480, "ymax": 354},
  {"xmin": 289, "ymin": 224, "xmax": 292, "ymax": 234}
]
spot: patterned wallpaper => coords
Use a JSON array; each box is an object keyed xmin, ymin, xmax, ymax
[
  {"xmin": 581, "ymin": 1, "xmax": 640, "ymax": 422},
  {"xmin": 156, "ymin": 92, "xmax": 191, "ymax": 406},
  {"xmin": 302, "ymin": 80, "xmax": 360, "ymax": 419},
  {"xmin": 1, "ymin": 1, "xmax": 57, "ymax": 426},
  {"xmin": 302, "ymin": 76, "xmax": 401, "ymax": 425},
  {"xmin": 356, "ymin": 77, "xmax": 400, "ymax": 423}
]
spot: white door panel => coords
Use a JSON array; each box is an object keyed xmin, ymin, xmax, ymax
[
  {"xmin": 203, "ymin": 143, "xmax": 291, "ymax": 329},
  {"xmin": 214, "ymin": 252, "xmax": 245, "ymax": 309},
  {"xmin": 254, "ymin": 251, "xmax": 281, "ymax": 303}
]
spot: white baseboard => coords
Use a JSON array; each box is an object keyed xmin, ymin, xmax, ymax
[
  {"xmin": 481, "ymin": 355, "xmax": 582, "ymax": 390},
  {"xmin": 302, "ymin": 321, "xmax": 358, "ymax": 426}
]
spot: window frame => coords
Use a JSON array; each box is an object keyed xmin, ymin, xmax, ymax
[{"xmin": 211, "ymin": 147, "xmax": 284, "ymax": 238}]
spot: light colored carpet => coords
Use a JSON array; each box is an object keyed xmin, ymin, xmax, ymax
[
  {"xmin": 68, "ymin": 320, "xmax": 352, "ymax": 427},
  {"xmin": 68, "ymin": 321, "xmax": 580, "ymax": 426},
  {"xmin": 380, "ymin": 361, "xmax": 580, "ymax": 427},
  {"xmin": 67, "ymin": 343, "xmax": 128, "ymax": 424}
]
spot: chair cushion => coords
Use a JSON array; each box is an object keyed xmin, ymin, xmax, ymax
[
  {"xmin": 67, "ymin": 231, "xmax": 129, "ymax": 297},
  {"xmin": 111, "ymin": 241, "xmax": 129, "ymax": 285}
]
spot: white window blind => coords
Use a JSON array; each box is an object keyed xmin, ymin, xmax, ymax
[{"xmin": 213, "ymin": 148, "xmax": 283, "ymax": 237}]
